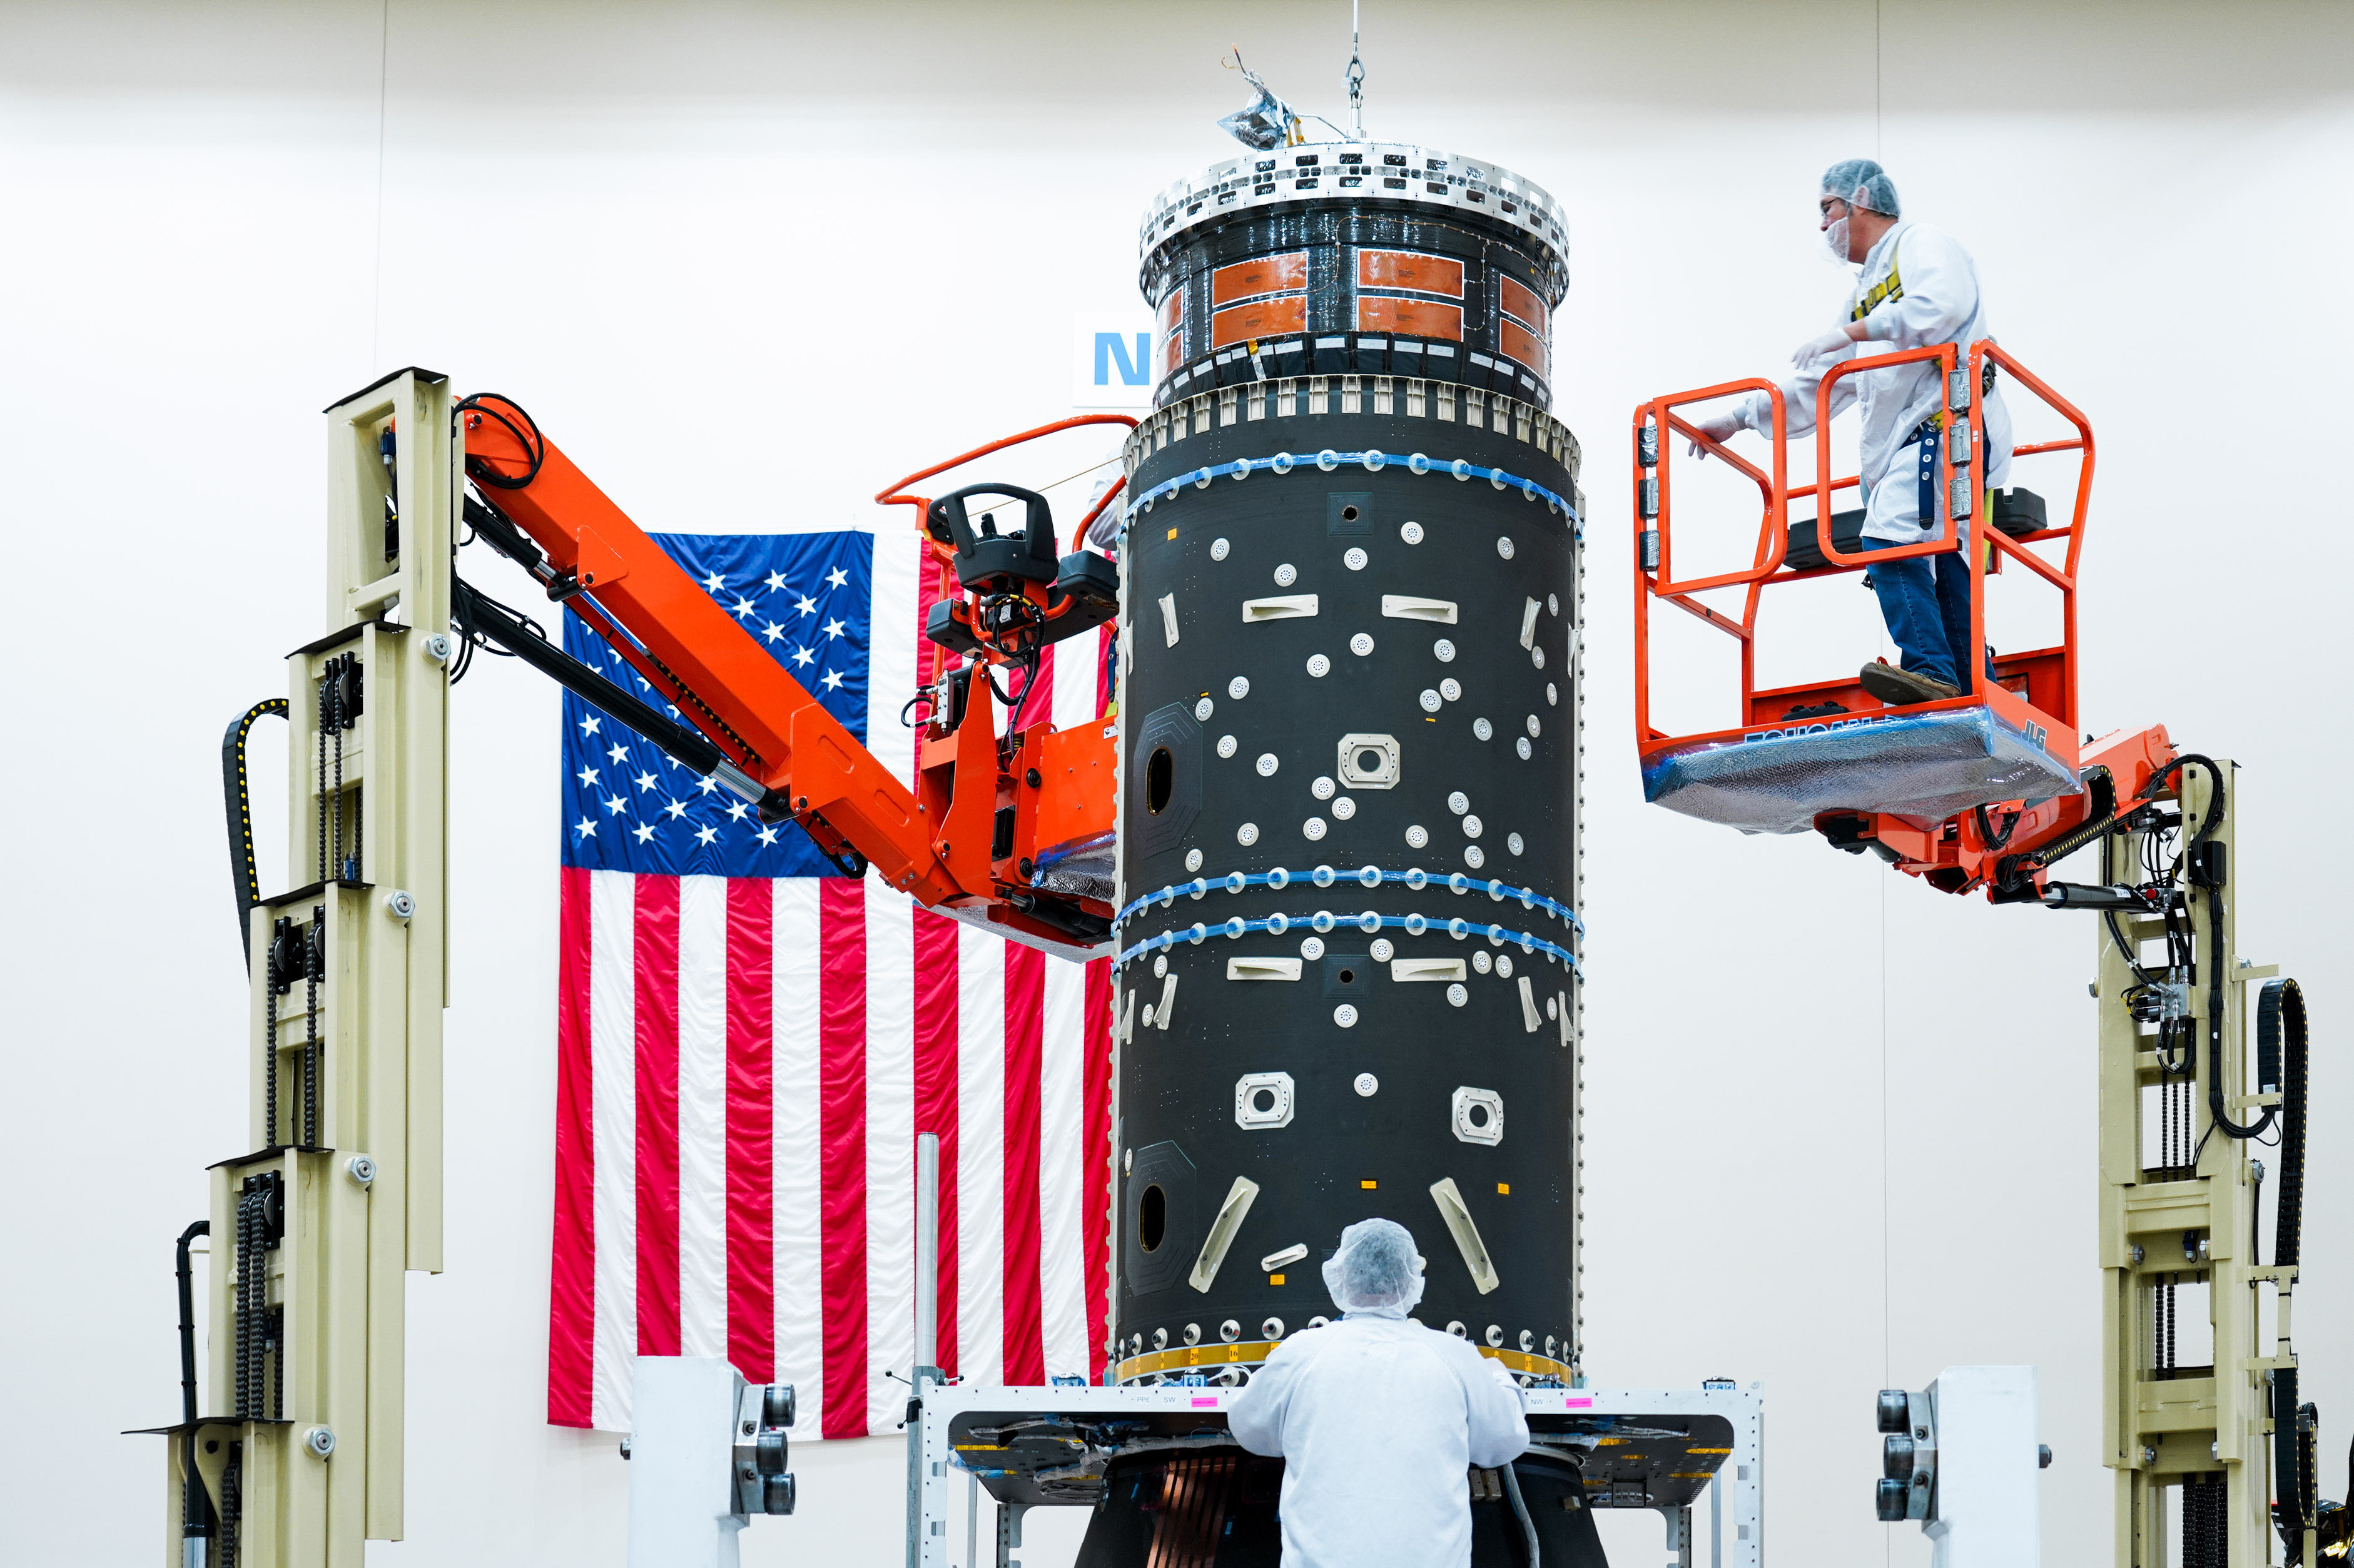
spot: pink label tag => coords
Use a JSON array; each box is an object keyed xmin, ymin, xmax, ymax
[
  {"xmin": 1192, "ymin": 1396, "xmax": 1219, "ymax": 1407},
  {"xmin": 1565, "ymin": 1397, "xmax": 1593, "ymax": 1409}
]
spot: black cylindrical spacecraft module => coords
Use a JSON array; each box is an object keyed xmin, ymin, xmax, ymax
[{"xmin": 1089, "ymin": 139, "xmax": 1590, "ymax": 1562}]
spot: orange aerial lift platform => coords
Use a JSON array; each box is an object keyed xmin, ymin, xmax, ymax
[{"xmin": 1633, "ymin": 338, "xmax": 2182, "ymax": 906}]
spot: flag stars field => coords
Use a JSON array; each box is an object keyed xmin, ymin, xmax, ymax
[{"xmin": 559, "ymin": 532, "xmax": 872, "ymax": 873}]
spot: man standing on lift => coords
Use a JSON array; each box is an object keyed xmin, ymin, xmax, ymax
[{"xmin": 1692, "ymin": 158, "xmax": 2013, "ymax": 707}]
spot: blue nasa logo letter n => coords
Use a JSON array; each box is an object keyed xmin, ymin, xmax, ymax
[
  {"xmin": 1071, "ymin": 313, "xmax": 1155, "ymax": 408},
  {"xmin": 1095, "ymin": 332, "xmax": 1149, "ymax": 389}
]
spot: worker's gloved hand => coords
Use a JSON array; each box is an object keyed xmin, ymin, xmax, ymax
[
  {"xmin": 1685, "ymin": 413, "xmax": 1742, "ymax": 459},
  {"xmin": 1790, "ymin": 326, "xmax": 1854, "ymax": 367},
  {"xmin": 1486, "ymin": 1359, "xmax": 1525, "ymax": 1405}
]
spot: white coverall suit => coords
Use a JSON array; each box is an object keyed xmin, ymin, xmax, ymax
[
  {"xmin": 1727, "ymin": 220, "xmax": 2013, "ymax": 543},
  {"xmin": 1226, "ymin": 1315, "xmax": 1531, "ymax": 1568}
]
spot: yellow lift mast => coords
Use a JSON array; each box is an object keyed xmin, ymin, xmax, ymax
[{"xmin": 146, "ymin": 369, "xmax": 452, "ymax": 1565}]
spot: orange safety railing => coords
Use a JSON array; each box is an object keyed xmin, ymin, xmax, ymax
[{"xmin": 1633, "ymin": 338, "xmax": 2096, "ymax": 785}]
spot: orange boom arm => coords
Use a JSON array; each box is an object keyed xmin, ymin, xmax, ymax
[{"xmin": 455, "ymin": 393, "xmax": 1127, "ymax": 955}]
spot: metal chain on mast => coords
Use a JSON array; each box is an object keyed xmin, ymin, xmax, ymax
[{"xmin": 304, "ymin": 906, "xmax": 322, "ymax": 1148}]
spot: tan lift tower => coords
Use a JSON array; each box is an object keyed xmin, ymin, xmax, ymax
[
  {"xmin": 148, "ymin": 369, "xmax": 452, "ymax": 1564},
  {"xmin": 2094, "ymin": 762, "xmax": 2313, "ymax": 1567}
]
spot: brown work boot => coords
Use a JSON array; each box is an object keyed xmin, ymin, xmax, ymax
[{"xmin": 1859, "ymin": 659, "xmax": 1958, "ymax": 707}]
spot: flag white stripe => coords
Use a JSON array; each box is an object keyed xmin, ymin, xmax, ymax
[
  {"xmin": 676, "ymin": 874, "xmax": 730, "ymax": 1360},
  {"xmin": 1038, "ymin": 954, "xmax": 1088, "ymax": 1380},
  {"xmin": 864, "ymin": 879, "xmax": 917, "ymax": 1432},
  {"xmin": 1052, "ymin": 627, "xmax": 1099, "ymax": 731},
  {"xmin": 588, "ymin": 869, "xmax": 639, "ymax": 1433},
  {"xmin": 867, "ymin": 529, "xmax": 916, "ymax": 789},
  {"xmin": 771, "ymin": 878, "xmax": 824, "ymax": 1438},
  {"xmin": 956, "ymin": 923, "xmax": 1007, "ymax": 1388}
]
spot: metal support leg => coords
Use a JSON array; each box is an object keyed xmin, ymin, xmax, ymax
[
  {"xmin": 995, "ymin": 1500, "xmax": 1029, "ymax": 1568},
  {"xmin": 966, "ymin": 1471, "xmax": 980, "ymax": 1568},
  {"xmin": 1710, "ymin": 1479, "xmax": 1722, "ymax": 1568},
  {"xmin": 905, "ymin": 1133, "xmax": 944, "ymax": 1568},
  {"xmin": 1665, "ymin": 1503, "xmax": 1693, "ymax": 1567}
]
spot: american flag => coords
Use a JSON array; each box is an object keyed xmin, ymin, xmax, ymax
[{"xmin": 544, "ymin": 527, "xmax": 1114, "ymax": 1439}]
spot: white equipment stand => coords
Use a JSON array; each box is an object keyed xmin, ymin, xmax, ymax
[
  {"xmin": 628, "ymin": 1356, "xmax": 797, "ymax": 1568},
  {"xmin": 1880, "ymin": 1365, "xmax": 2044, "ymax": 1568}
]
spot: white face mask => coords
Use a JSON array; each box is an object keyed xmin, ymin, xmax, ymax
[{"xmin": 1823, "ymin": 213, "xmax": 1853, "ymax": 265}]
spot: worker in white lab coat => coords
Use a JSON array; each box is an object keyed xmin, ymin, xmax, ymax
[
  {"xmin": 1227, "ymin": 1219, "xmax": 1529, "ymax": 1568},
  {"xmin": 1691, "ymin": 158, "xmax": 2014, "ymax": 707}
]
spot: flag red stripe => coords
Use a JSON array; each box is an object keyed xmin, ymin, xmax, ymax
[
  {"xmin": 1082, "ymin": 955, "xmax": 1113, "ymax": 1383},
  {"xmin": 818, "ymin": 879, "xmax": 870, "ymax": 1437},
  {"xmin": 1001, "ymin": 944, "xmax": 1046, "ymax": 1384},
  {"xmin": 634, "ymin": 874, "xmax": 682, "ymax": 1358},
  {"xmin": 912, "ymin": 909, "xmax": 961, "ymax": 1377},
  {"xmin": 725, "ymin": 879, "xmax": 775, "ymax": 1382},
  {"xmin": 1010, "ymin": 641, "xmax": 1053, "ymax": 733},
  {"xmin": 547, "ymin": 865, "xmax": 595, "ymax": 1425}
]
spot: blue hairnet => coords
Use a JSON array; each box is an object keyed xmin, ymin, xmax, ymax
[
  {"xmin": 1321, "ymin": 1218, "xmax": 1426, "ymax": 1318},
  {"xmin": 1822, "ymin": 158, "xmax": 1900, "ymax": 218}
]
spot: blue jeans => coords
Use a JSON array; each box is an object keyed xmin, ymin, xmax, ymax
[
  {"xmin": 1862, "ymin": 525, "xmax": 1984, "ymax": 692},
  {"xmin": 1861, "ymin": 419, "xmax": 1993, "ymax": 692}
]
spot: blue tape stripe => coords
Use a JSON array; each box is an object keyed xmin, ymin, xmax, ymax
[
  {"xmin": 1115, "ymin": 867, "xmax": 1582, "ymax": 937},
  {"xmin": 1113, "ymin": 911, "xmax": 1582, "ymax": 973},
  {"xmin": 1121, "ymin": 449, "xmax": 1581, "ymax": 540}
]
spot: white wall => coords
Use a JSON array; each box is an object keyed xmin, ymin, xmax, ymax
[{"xmin": 3, "ymin": 3, "xmax": 2350, "ymax": 1562}]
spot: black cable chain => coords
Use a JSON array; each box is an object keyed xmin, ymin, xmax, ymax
[
  {"xmin": 315, "ymin": 674, "xmax": 329, "ymax": 886},
  {"xmin": 218, "ymin": 1443, "xmax": 243, "ymax": 1568},
  {"xmin": 332, "ymin": 703, "xmax": 347, "ymax": 879},
  {"xmin": 233, "ymin": 1191, "xmax": 256, "ymax": 1417},
  {"xmin": 304, "ymin": 908, "xmax": 322, "ymax": 1148},
  {"xmin": 263, "ymin": 962, "xmax": 279, "ymax": 1148}
]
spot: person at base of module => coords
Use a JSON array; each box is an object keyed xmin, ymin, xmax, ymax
[
  {"xmin": 1226, "ymin": 1218, "xmax": 1529, "ymax": 1568},
  {"xmin": 1688, "ymin": 158, "xmax": 2015, "ymax": 708}
]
